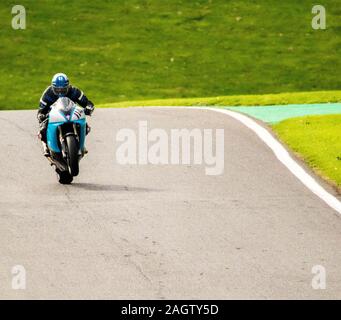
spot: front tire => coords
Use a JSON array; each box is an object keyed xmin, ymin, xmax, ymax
[
  {"xmin": 65, "ymin": 135, "xmax": 79, "ymax": 177},
  {"xmin": 56, "ymin": 169, "xmax": 73, "ymax": 184}
]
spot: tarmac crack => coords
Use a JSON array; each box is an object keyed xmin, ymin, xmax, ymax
[{"xmin": 61, "ymin": 186, "xmax": 156, "ymax": 288}]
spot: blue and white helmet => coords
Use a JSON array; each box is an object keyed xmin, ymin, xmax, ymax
[{"xmin": 51, "ymin": 73, "xmax": 70, "ymax": 97}]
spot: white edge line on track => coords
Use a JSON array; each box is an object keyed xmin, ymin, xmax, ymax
[{"xmin": 144, "ymin": 106, "xmax": 341, "ymax": 215}]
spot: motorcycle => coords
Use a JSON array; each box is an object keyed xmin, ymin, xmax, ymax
[{"xmin": 45, "ymin": 97, "xmax": 88, "ymax": 184}]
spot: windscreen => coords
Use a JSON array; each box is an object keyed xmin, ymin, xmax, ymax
[{"xmin": 54, "ymin": 97, "xmax": 75, "ymax": 115}]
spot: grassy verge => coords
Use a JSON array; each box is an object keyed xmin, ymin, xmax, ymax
[
  {"xmin": 272, "ymin": 114, "xmax": 341, "ymax": 190},
  {"xmin": 98, "ymin": 90, "xmax": 341, "ymax": 108},
  {"xmin": 1, "ymin": 1, "xmax": 341, "ymax": 109}
]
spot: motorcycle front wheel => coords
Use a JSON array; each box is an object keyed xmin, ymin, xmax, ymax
[
  {"xmin": 56, "ymin": 169, "xmax": 73, "ymax": 184},
  {"xmin": 65, "ymin": 135, "xmax": 79, "ymax": 177}
]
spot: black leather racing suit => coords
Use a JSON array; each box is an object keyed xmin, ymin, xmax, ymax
[{"xmin": 37, "ymin": 85, "xmax": 94, "ymax": 142}]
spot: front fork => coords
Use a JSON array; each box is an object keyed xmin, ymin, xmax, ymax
[{"xmin": 58, "ymin": 124, "xmax": 79, "ymax": 159}]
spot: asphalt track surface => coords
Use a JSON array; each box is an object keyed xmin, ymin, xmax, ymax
[{"xmin": 1, "ymin": 107, "xmax": 341, "ymax": 299}]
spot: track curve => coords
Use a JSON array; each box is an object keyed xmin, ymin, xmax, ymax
[{"xmin": 0, "ymin": 107, "xmax": 341, "ymax": 299}]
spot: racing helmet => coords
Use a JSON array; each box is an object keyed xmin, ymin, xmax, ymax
[{"xmin": 51, "ymin": 73, "xmax": 70, "ymax": 97}]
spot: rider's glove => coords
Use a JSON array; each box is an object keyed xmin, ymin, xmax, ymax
[
  {"xmin": 37, "ymin": 113, "xmax": 47, "ymax": 123},
  {"xmin": 85, "ymin": 104, "xmax": 94, "ymax": 116}
]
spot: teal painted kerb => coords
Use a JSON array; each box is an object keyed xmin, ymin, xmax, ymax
[{"xmin": 225, "ymin": 103, "xmax": 341, "ymax": 123}]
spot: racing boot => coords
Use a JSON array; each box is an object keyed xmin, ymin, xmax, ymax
[{"xmin": 42, "ymin": 141, "xmax": 50, "ymax": 157}]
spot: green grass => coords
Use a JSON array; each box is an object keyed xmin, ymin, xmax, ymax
[
  {"xmin": 272, "ymin": 115, "xmax": 341, "ymax": 190},
  {"xmin": 0, "ymin": 0, "xmax": 341, "ymax": 110},
  {"xmin": 98, "ymin": 90, "xmax": 341, "ymax": 108}
]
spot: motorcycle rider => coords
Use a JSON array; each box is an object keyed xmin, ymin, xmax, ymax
[{"xmin": 37, "ymin": 73, "xmax": 94, "ymax": 156}]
